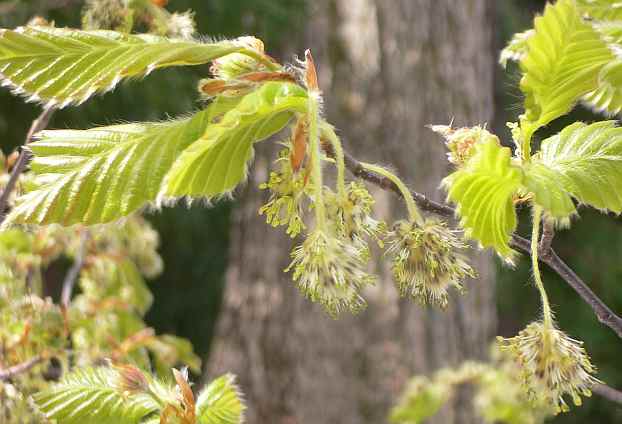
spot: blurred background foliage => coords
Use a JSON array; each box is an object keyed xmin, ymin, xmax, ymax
[{"xmin": 0, "ymin": 0, "xmax": 620, "ymax": 422}]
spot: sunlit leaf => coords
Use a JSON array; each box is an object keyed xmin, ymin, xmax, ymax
[
  {"xmin": 533, "ymin": 121, "xmax": 622, "ymax": 214},
  {"xmin": 520, "ymin": 0, "xmax": 613, "ymax": 133},
  {"xmin": 576, "ymin": 0, "xmax": 622, "ymax": 20},
  {"xmin": 196, "ymin": 374, "xmax": 246, "ymax": 424},
  {"xmin": 442, "ymin": 138, "xmax": 523, "ymax": 260},
  {"xmin": 6, "ymin": 98, "xmax": 239, "ymax": 226},
  {"xmin": 165, "ymin": 81, "xmax": 307, "ymax": 199},
  {"xmin": 0, "ymin": 26, "xmax": 260, "ymax": 107},
  {"xmin": 33, "ymin": 366, "xmax": 159, "ymax": 424}
]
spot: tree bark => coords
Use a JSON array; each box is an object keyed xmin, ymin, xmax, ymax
[{"xmin": 207, "ymin": 1, "xmax": 497, "ymax": 423}]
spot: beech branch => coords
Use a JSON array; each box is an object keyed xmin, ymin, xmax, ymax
[
  {"xmin": 322, "ymin": 143, "xmax": 622, "ymax": 340},
  {"xmin": 0, "ymin": 355, "xmax": 44, "ymax": 381},
  {"xmin": 322, "ymin": 142, "xmax": 622, "ymax": 403},
  {"xmin": 594, "ymin": 383, "xmax": 622, "ymax": 404},
  {"xmin": 0, "ymin": 105, "xmax": 56, "ymax": 224}
]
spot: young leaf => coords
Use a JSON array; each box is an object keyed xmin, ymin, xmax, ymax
[
  {"xmin": 6, "ymin": 99, "xmax": 238, "ymax": 226},
  {"xmin": 0, "ymin": 26, "xmax": 258, "ymax": 107},
  {"xmin": 520, "ymin": 0, "xmax": 613, "ymax": 131},
  {"xmin": 33, "ymin": 366, "xmax": 159, "ymax": 423},
  {"xmin": 523, "ymin": 162, "xmax": 576, "ymax": 220},
  {"xmin": 442, "ymin": 138, "xmax": 523, "ymax": 260},
  {"xmin": 499, "ymin": 29, "xmax": 534, "ymax": 68},
  {"xmin": 196, "ymin": 374, "xmax": 246, "ymax": 424},
  {"xmin": 532, "ymin": 121, "xmax": 622, "ymax": 214},
  {"xmin": 576, "ymin": 0, "xmax": 622, "ymax": 21},
  {"xmin": 165, "ymin": 81, "xmax": 307, "ymax": 199},
  {"xmin": 583, "ymin": 59, "xmax": 622, "ymax": 116}
]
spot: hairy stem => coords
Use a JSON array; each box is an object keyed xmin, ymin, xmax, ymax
[
  {"xmin": 308, "ymin": 93, "xmax": 326, "ymax": 230},
  {"xmin": 359, "ymin": 162, "xmax": 422, "ymax": 224},
  {"xmin": 531, "ymin": 206, "xmax": 554, "ymax": 328},
  {"xmin": 321, "ymin": 124, "xmax": 347, "ymax": 199}
]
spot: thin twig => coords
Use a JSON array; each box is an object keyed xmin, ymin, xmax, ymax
[
  {"xmin": 60, "ymin": 229, "xmax": 90, "ymax": 309},
  {"xmin": 0, "ymin": 106, "xmax": 56, "ymax": 224},
  {"xmin": 593, "ymin": 383, "xmax": 622, "ymax": 404},
  {"xmin": 0, "ymin": 355, "xmax": 44, "ymax": 381},
  {"xmin": 323, "ymin": 141, "xmax": 622, "ymax": 340},
  {"xmin": 539, "ymin": 218, "xmax": 555, "ymax": 261}
]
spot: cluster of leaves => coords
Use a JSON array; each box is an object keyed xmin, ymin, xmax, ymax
[
  {"xmin": 34, "ymin": 365, "xmax": 244, "ymax": 424},
  {"xmin": 1, "ymin": 0, "xmax": 622, "ymax": 420},
  {"xmin": 0, "ymin": 152, "xmax": 209, "ymax": 421}
]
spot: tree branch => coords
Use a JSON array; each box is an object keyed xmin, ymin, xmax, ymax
[
  {"xmin": 538, "ymin": 218, "xmax": 555, "ymax": 261},
  {"xmin": 60, "ymin": 229, "xmax": 90, "ymax": 309},
  {"xmin": 322, "ymin": 141, "xmax": 622, "ymax": 340},
  {"xmin": 594, "ymin": 383, "xmax": 622, "ymax": 404},
  {"xmin": 0, "ymin": 355, "xmax": 44, "ymax": 381},
  {"xmin": 0, "ymin": 106, "xmax": 56, "ymax": 224}
]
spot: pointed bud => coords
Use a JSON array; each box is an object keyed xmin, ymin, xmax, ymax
[
  {"xmin": 430, "ymin": 124, "xmax": 500, "ymax": 166},
  {"xmin": 212, "ymin": 37, "xmax": 268, "ymax": 80}
]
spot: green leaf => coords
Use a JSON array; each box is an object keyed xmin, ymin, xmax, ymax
[
  {"xmin": 442, "ymin": 138, "xmax": 523, "ymax": 260},
  {"xmin": 165, "ymin": 81, "xmax": 307, "ymax": 199},
  {"xmin": 499, "ymin": 29, "xmax": 534, "ymax": 68},
  {"xmin": 520, "ymin": 0, "xmax": 614, "ymax": 131},
  {"xmin": 576, "ymin": 0, "xmax": 622, "ymax": 20},
  {"xmin": 523, "ymin": 162, "xmax": 576, "ymax": 220},
  {"xmin": 33, "ymin": 366, "xmax": 159, "ymax": 424},
  {"xmin": 533, "ymin": 120, "xmax": 622, "ymax": 214},
  {"xmin": 6, "ymin": 99, "xmax": 239, "ymax": 226},
  {"xmin": 0, "ymin": 26, "xmax": 252, "ymax": 107},
  {"xmin": 196, "ymin": 374, "xmax": 246, "ymax": 424},
  {"xmin": 583, "ymin": 59, "xmax": 622, "ymax": 116}
]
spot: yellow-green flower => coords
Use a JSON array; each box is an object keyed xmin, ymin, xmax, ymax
[
  {"xmin": 498, "ymin": 321, "xmax": 601, "ymax": 413},
  {"xmin": 286, "ymin": 230, "xmax": 375, "ymax": 317},
  {"xmin": 386, "ymin": 218, "xmax": 474, "ymax": 308},
  {"xmin": 259, "ymin": 147, "xmax": 308, "ymax": 237},
  {"xmin": 325, "ymin": 182, "xmax": 386, "ymax": 261}
]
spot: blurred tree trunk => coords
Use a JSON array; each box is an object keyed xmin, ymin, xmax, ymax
[{"xmin": 207, "ymin": 1, "xmax": 496, "ymax": 423}]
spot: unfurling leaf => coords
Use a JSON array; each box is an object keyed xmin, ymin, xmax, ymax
[
  {"xmin": 520, "ymin": 0, "xmax": 613, "ymax": 133},
  {"xmin": 583, "ymin": 59, "xmax": 622, "ymax": 116},
  {"xmin": 576, "ymin": 0, "xmax": 622, "ymax": 21},
  {"xmin": 442, "ymin": 137, "xmax": 523, "ymax": 260},
  {"xmin": 530, "ymin": 121, "xmax": 622, "ymax": 215},
  {"xmin": 196, "ymin": 374, "xmax": 246, "ymax": 424},
  {"xmin": 6, "ymin": 99, "xmax": 239, "ymax": 226},
  {"xmin": 499, "ymin": 29, "xmax": 533, "ymax": 68},
  {"xmin": 0, "ymin": 26, "xmax": 255, "ymax": 107},
  {"xmin": 33, "ymin": 366, "xmax": 159, "ymax": 423},
  {"xmin": 164, "ymin": 81, "xmax": 307, "ymax": 199}
]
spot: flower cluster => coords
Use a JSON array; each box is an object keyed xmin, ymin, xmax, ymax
[
  {"xmin": 386, "ymin": 218, "xmax": 475, "ymax": 308},
  {"xmin": 286, "ymin": 230, "xmax": 375, "ymax": 317},
  {"xmin": 259, "ymin": 147, "xmax": 309, "ymax": 238},
  {"xmin": 325, "ymin": 182, "xmax": 386, "ymax": 259},
  {"xmin": 498, "ymin": 321, "xmax": 601, "ymax": 413}
]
